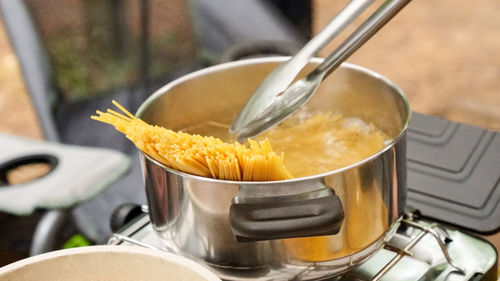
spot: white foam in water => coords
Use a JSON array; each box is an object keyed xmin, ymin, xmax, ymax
[{"xmin": 341, "ymin": 117, "xmax": 371, "ymax": 134}]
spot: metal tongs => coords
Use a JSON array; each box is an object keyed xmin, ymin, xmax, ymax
[{"xmin": 230, "ymin": 0, "xmax": 411, "ymax": 140}]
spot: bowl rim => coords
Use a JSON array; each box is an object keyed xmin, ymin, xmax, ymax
[{"xmin": 0, "ymin": 245, "xmax": 221, "ymax": 281}]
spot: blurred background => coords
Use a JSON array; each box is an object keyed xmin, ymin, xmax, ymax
[
  {"xmin": 0, "ymin": 0, "xmax": 498, "ymax": 267},
  {"xmin": 1, "ymin": 0, "xmax": 498, "ymax": 140}
]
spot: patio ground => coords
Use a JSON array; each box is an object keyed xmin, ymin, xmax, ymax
[{"xmin": 314, "ymin": 0, "xmax": 500, "ymax": 132}]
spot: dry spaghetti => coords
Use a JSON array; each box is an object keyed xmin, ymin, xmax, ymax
[{"xmin": 91, "ymin": 100, "xmax": 292, "ymax": 181}]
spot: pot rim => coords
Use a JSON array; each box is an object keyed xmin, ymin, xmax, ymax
[
  {"xmin": 0, "ymin": 245, "xmax": 221, "ymax": 281},
  {"xmin": 137, "ymin": 57, "xmax": 412, "ymax": 185}
]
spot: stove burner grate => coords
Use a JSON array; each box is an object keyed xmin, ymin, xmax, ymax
[{"xmin": 108, "ymin": 210, "xmax": 498, "ymax": 281}]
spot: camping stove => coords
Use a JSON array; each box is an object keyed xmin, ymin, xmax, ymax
[
  {"xmin": 108, "ymin": 208, "xmax": 498, "ymax": 281},
  {"xmin": 109, "ymin": 113, "xmax": 500, "ymax": 281}
]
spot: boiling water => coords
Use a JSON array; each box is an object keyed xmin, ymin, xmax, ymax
[
  {"xmin": 256, "ymin": 111, "xmax": 388, "ymax": 178},
  {"xmin": 182, "ymin": 110, "xmax": 389, "ymax": 178}
]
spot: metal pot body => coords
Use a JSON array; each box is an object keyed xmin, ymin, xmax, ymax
[{"xmin": 136, "ymin": 58, "xmax": 410, "ymax": 280}]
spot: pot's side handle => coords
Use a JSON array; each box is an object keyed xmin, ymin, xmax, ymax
[{"xmin": 229, "ymin": 189, "xmax": 344, "ymax": 242}]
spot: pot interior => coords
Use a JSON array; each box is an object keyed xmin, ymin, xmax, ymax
[
  {"xmin": 138, "ymin": 58, "xmax": 409, "ymax": 139},
  {"xmin": 137, "ymin": 58, "xmax": 410, "ymax": 178}
]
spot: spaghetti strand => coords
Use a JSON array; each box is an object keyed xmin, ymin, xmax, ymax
[{"xmin": 91, "ymin": 101, "xmax": 292, "ymax": 181}]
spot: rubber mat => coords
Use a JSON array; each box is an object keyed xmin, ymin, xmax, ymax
[{"xmin": 407, "ymin": 112, "xmax": 500, "ymax": 233}]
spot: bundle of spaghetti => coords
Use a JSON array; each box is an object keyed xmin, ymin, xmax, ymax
[{"xmin": 91, "ymin": 100, "xmax": 292, "ymax": 181}]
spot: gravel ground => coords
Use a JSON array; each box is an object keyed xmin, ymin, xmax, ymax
[{"xmin": 314, "ymin": 0, "xmax": 500, "ymax": 131}]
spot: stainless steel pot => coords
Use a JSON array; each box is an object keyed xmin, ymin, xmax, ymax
[{"xmin": 136, "ymin": 57, "xmax": 411, "ymax": 280}]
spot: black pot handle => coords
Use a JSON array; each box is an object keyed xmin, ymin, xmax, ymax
[{"xmin": 229, "ymin": 189, "xmax": 344, "ymax": 242}]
